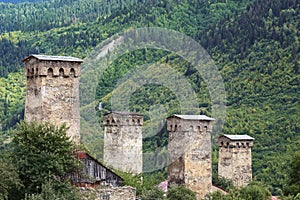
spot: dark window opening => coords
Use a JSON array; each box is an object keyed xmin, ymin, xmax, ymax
[
  {"xmin": 59, "ymin": 68, "xmax": 64, "ymax": 77},
  {"xmin": 70, "ymin": 68, "xmax": 75, "ymax": 77},
  {"xmin": 47, "ymin": 68, "xmax": 53, "ymax": 76}
]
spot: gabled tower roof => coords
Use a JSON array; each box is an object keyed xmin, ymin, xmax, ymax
[
  {"xmin": 220, "ymin": 134, "xmax": 254, "ymax": 141},
  {"xmin": 23, "ymin": 54, "xmax": 83, "ymax": 63},
  {"xmin": 167, "ymin": 114, "xmax": 214, "ymax": 121}
]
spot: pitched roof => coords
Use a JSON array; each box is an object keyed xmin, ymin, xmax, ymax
[
  {"xmin": 23, "ymin": 54, "xmax": 83, "ymax": 63},
  {"xmin": 168, "ymin": 114, "xmax": 214, "ymax": 121},
  {"xmin": 222, "ymin": 134, "xmax": 254, "ymax": 141},
  {"xmin": 74, "ymin": 151, "xmax": 123, "ymax": 180}
]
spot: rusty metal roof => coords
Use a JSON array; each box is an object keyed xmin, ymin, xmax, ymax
[
  {"xmin": 168, "ymin": 114, "xmax": 214, "ymax": 121},
  {"xmin": 222, "ymin": 134, "xmax": 254, "ymax": 141},
  {"xmin": 23, "ymin": 54, "xmax": 83, "ymax": 62}
]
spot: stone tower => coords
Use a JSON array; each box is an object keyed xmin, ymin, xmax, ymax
[
  {"xmin": 103, "ymin": 111, "xmax": 143, "ymax": 174},
  {"xmin": 167, "ymin": 114, "xmax": 214, "ymax": 199},
  {"xmin": 23, "ymin": 54, "xmax": 82, "ymax": 144},
  {"xmin": 218, "ymin": 134, "xmax": 254, "ymax": 187}
]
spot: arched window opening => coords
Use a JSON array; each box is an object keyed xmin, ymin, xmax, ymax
[
  {"xmin": 47, "ymin": 68, "xmax": 53, "ymax": 77},
  {"xmin": 36, "ymin": 68, "xmax": 38, "ymax": 75},
  {"xmin": 70, "ymin": 68, "xmax": 75, "ymax": 77},
  {"xmin": 190, "ymin": 125, "xmax": 193, "ymax": 131},
  {"xmin": 59, "ymin": 68, "xmax": 64, "ymax": 77}
]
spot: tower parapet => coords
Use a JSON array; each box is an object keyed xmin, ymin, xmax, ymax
[
  {"xmin": 167, "ymin": 114, "xmax": 214, "ymax": 199},
  {"xmin": 218, "ymin": 134, "xmax": 254, "ymax": 187},
  {"xmin": 23, "ymin": 54, "xmax": 83, "ymax": 144},
  {"xmin": 103, "ymin": 111, "xmax": 143, "ymax": 174}
]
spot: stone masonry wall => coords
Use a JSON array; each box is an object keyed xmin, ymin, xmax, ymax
[{"xmin": 80, "ymin": 186, "xmax": 136, "ymax": 200}]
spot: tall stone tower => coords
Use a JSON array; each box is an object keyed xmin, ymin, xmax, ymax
[
  {"xmin": 218, "ymin": 134, "xmax": 254, "ymax": 187},
  {"xmin": 23, "ymin": 54, "xmax": 82, "ymax": 144},
  {"xmin": 103, "ymin": 111, "xmax": 143, "ymax": 174},
  {"xmin": 167, "ymin": 114, "xmax": 214, "ymax": 199}
]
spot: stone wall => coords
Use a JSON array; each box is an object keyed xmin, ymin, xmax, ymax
[
  {"xmin": 167, "ymin": 116, "xmax": 213, "ymax": 200},
  {"xmin": 23, "ymin": 57, "xmax": 81, "ymax": 143},
  {"xmin": 80, "ymin": 186, "xmax": 136, "ymax": 200},
  {"xmin": 103, "ymin": 112, "xmax": 143, "ymax": 174}
]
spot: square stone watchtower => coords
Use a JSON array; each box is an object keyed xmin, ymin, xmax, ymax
[
  {"xmin": 103, "ymin": 111, "xmax": 143, "ymax": 174},
  {"xmin": 23, "ymin": 54, "xmax": 82, "ymax": 144},
  {"xmin": 218, "ymin": 134, "xmax": 254, "ymax": 187},
  {"xmin": 167, "ymin": 114, "xmax": 214, "ymax": 199}
]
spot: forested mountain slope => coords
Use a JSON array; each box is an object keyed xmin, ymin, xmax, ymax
[
  {"xmin": 199, "ymin": 0, "xmax": 300, "ymax": 194},
  {"xmin": 0, "ymin": 0, "xmax": 299, "ymax": 196}
]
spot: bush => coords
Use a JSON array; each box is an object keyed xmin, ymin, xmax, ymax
[
  {"xmin": 167, "ymin": 185, "xmax": 196, "ymax": 200},
  {"xmin": 141, "ymin": 187, "xmax": 166, "ymax": 200},
  {"xmin": 24, "ymin": 180, "xmax": 81, "ymax": 200},
  {"xmin": 239, "ymin": 182, "xmax": 271, "ymax": 200}
]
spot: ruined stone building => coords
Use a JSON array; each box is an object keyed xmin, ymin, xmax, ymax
[
  {"xmin": 218, "ymin": 134, "xmax": 254, "ymax": 187},
  {"xmin": 167, "ymin": 114, "xmax": 214, "ymax": 199},
  {"xmin": 103, "ymin": 111, "xmax": 143, "ymax": 174},
  {"xmin": 23, "ymin": 55, "xmax": 82, "ymax": 144}
]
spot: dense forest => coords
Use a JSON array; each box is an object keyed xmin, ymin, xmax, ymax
[{"xmin": 0, "ymin": 0, "xmax": 299, "ymax": 198}]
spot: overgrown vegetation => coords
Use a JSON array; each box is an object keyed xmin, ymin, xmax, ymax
[
  {"xmin": 207, "ymin": 182, "xmax": 271, "ymax": 200},
  {"xmin": 0, "ymin": 121, "xmax": 81, "ymax": 199}
]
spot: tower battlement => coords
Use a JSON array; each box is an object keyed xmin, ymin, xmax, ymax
[
  {"xmin": 23, "ymin": 54, "xmax": 81, "ymax": 78},
  {"xmin": 103, "ymin": 111, "xmax": 143, "ymax": 126}
]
